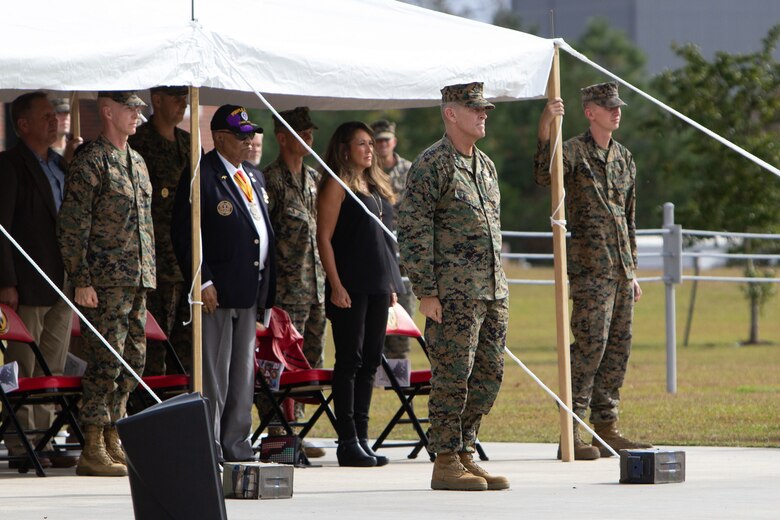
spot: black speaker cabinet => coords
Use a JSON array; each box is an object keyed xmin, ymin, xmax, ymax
[{"xmin": 116, "ymin": 393, "xmax": 227, "ymax": 520}]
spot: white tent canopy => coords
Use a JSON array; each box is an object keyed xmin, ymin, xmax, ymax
[{"xmin": 0, "ymin": 0, "xmax": 555, "ymax": 109}]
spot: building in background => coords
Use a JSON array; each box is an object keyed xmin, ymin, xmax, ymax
[{"xmin": 512, "ymin": 0, "xmax": 780, "ymax": 74}]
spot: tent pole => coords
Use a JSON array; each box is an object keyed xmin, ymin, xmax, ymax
[
  {"xmin": 189, "ymin": 87, "xmax": 202, "ymax": 394},
  {"xmin": 69, "ymin": 92, "xmax": 80, "ymax": 139},
  {"xmin": 548, "ymin": 45, "xmax": 574, "ymax": 462}
]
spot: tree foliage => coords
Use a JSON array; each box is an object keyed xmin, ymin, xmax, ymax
[{"xmin": 648, "ymin": 24, "xmax": 780, "ymax": 234}]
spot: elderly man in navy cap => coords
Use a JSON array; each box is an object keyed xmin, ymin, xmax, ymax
[
  {"xmin": 535, "ymin": 82, "xmax": 653, "ymax": 461},
  {"xmin": 172, "ymin": 105, "xmax": 276, "ymax": 463}
]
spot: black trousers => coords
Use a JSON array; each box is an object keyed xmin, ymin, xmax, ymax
[{"xmin": 327, "ymin": 292, "xmax": 391, "ymax": 441}]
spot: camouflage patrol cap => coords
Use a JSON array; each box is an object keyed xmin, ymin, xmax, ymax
[
  {"xmin": 149, "ymin": 85, "xmax": 189, "ymax": 96},
  {"xmin": 274, "ymin": 106, "xmax": 318, "ymax": 133},
  {"xmin": 370, "ymin": 120, "xmax": 396, "ymax": 140},
  {"xmin": 440, "ymin": 82, "xmax": 495, "ymax": 110},
  {"xmin": 51, "ymin": 98, "xmax": 70, "ymax": 113},
  {"xmin": 581, "ymin": 82, "xmax": 627, "ymax": 108},
  {"xmin": 97, "ymin": 91, "xmax": 147, "ymax": 107}
]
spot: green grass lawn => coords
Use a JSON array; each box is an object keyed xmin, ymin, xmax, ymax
[
  {"xmin": 307, "ymin": 265, "xmax": 780, "ymax": 447},
  {"xmin": 6, "ymin": 265, "xmax": 775, "ymax": 448}
]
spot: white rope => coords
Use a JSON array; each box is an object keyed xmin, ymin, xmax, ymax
[
  {"xmin": 548, "ymin": 117, "xmax": 567, "ymax": 231},
  {"xmin": 0, "ymin": 224, "xmax": 161, "ymax": 404},
  {"xmin": 503, "ymin": 345, "xmax": 620, "ymax": 458},
  {"xmin": 557, "ymin": 40, "xmax": 780, "ymax": 180},
  {"xmin": 183, "ymin": 124, "xmax": 204, "ymax": 327}
]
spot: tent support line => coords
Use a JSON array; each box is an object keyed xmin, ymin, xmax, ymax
[
  {"xmin": 558, "ymin": 41, "xmax": 780, "ymax": 179},
  {"xmin": 0, "ymin": 223, "xmax": 161, "ymax": 404},
  {"xmin": 504, "ymin": 346, "xmax": 620, "ymax": 458},
  {"xmin": 205, "ymin": 36, "xmax": 398, "ymax": 244}
]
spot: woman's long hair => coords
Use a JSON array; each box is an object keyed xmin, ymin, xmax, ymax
[{"xmin": 319, "ymin": 121, "xmax": 395, "ymax": 203}]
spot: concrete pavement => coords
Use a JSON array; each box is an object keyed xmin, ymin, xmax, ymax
[{"xmin": 1, "ymin": 442, "xmax": 778, "ymax": 519}]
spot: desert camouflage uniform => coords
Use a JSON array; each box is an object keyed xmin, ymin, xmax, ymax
[
  {"xmin": 58, "ymin": 136, "xmax": 156, "ymax": 426},
  {"xmin": 382, "ymin": 152, "xmax": 416, "ymax": 359},
  {"xmin": 398, "ymin": 134, "xmax": 508, "ymax": 454},
  {"xmin": 129, "ymin": 117, "xmax": 192, "ymax": 375},
  {"xmin": 257, "ymin": 157, "xmax": 325, "ymax": 420},
  {"xmin": 533, "ymin": 129, "xmax": 637, "ymax": 423}
]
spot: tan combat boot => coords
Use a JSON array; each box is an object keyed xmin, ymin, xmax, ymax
[
  {"xmin": 76, "ymin": 425, "xmax": 128, "ymax": 477},
  {"xmin": 557, "ymin": 424, "xmax": 600, "ymax": 460},
  {"xmin": 431, "ymin": 452, "xmax": 488, "ymax": 491},
  {"xmin": 458, "ymin": 452, "xmax": 510, "ymax": 490},
  {"xmin": 592, "ymin": 421, "xmax": 653, "ymax": 457},
  {"xmin": 104, "ymin": 425, "xmax": 127, "ymax": 465},
  {"xmin": 303, "ymin": 440, "xmax": 326, "ymax": 459}
]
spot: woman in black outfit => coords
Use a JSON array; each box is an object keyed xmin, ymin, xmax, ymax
[{"xmin": 317, "ymin": 121, "xmax": 403, "ymax": 467}]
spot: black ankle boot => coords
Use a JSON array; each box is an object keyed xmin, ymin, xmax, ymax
[
  {"xmin": 359, "ymin": 439, "xmax": 389, "ymax": 466},
  {"xmin": 337, "ymin": 438, "xmax": 376, "ymax": 467}
]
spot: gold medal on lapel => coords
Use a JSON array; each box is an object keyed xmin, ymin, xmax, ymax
[{"xmin": 217, "ymin": 200, "xmax": 233, "ymax": 216}]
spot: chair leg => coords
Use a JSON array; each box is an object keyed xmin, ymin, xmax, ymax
[
  {"xmin": 296, "ymin": 392, "xmax": 335, "ymax": 439},
  {"xmin": 372, "ymin": 406, "xmax": 406, "ymax": 451},
  {"xmin": 0, "ymin": 392, "xmax": 47, "ymax": 477},
  {"xmin": 475, "ymin": 440, "xmax": 489, "ymax": 461}
]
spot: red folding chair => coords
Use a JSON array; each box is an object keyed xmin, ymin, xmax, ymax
[
  {"xmin": 372, "ymin": 303, "xmax": 488, "ymax": 461},
  {"xmin": 0, "ymin": 304, "xmax": 83, "ymax": 476},
  {"xmin": 70, "ymin": 311, "xmax": 190, "ymax": 414},
  {"xmin": 251, "ymin": 307, "xmax": 336, "ymax": 465}
]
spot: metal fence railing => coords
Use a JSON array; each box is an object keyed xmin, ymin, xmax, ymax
[{"xmin": 499, "ymin": 202, "xmax": 780, "ymax": 394}]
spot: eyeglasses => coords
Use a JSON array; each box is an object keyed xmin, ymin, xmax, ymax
[{"xmin": 217, "ymin": 130, "xmax": 255, "ymax": 141}]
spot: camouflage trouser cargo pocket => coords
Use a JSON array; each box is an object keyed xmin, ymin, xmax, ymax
[{"xmin": 425, "ymin": 298, "xmax": 507, "ymax": 453}]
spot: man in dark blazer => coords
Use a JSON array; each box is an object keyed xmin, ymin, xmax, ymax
[
  {"xmin": 172, "ymin": 104, "xmax": 276, "ymax": 463},
  {"xmin": 0, "ymin": 92, "xmax": 77, "ymax": 468}
]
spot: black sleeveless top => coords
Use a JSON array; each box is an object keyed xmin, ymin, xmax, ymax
[{"xmin": 328, "ymin": 185, "xmax": 404, "ymax": 295}]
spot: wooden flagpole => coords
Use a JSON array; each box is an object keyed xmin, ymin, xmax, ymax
[
  {"xmin": 189, "ymin": 87, "xmax": 203, "ymax": 394},
  {"xmin": 548, "ymin": 45, "xmax": 575, "ymax": 462},
  {"xmin": 69, "ymin": 92, "xmax": 80, "ymax": 139}
]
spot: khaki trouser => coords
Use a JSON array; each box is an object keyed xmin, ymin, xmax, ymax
[{"xmin": 2, "ymin": 299, "xmax": 73, "ymax": 452}]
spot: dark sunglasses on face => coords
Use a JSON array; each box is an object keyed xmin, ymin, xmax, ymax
[{"xmin": 218, "ymin": 130, "xmax": 255, "ymax": 141}]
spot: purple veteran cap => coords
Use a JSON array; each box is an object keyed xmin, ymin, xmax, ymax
[{"xmin": 210, "ymin": 104, "xmax": 263, "ymax": 134}]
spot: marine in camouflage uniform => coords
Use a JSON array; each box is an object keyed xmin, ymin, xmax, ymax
[
  {"xmin": 256, "ymin": 107, "xmax": 326, "ymax": 424},
  {"xmin": 58, "ymin": 92, "xmax": 156, "ymax": 433},
  {"xmin": 128, "ymin": 85, "xmax": 192, "ymax": 375},
  {"xmin": 398, "ymin": 83, "xmax": 509, "ymax": 467},
  {"xmin": 58, "ymin": 92, "xmax": 156, "ymax": 477},
  {"xmin": 371, "ymin": 119, "xmax": 416, "ymax": 359},
  {"xmin": 534, "ymin": 82, "xmax": 651, "ymax": 457}
]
